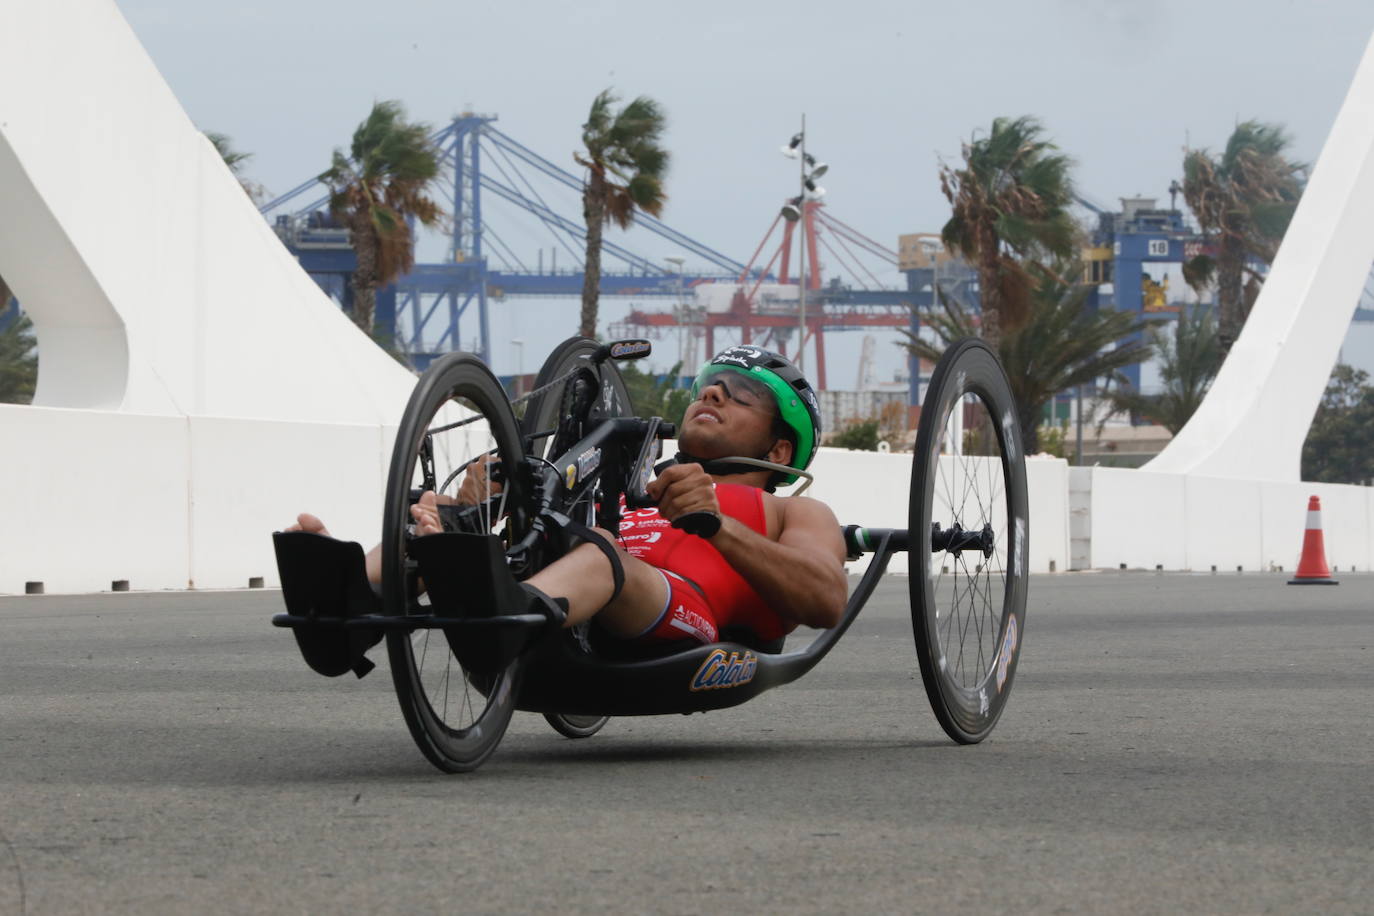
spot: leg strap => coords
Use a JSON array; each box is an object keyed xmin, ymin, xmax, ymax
[{"xmin": 564, "ymin": 519, "xmax": 625, "ymax": 606}]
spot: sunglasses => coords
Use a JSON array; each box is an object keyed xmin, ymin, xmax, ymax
[{"xmin": 689, "ymin": 367, "xmax": 775, "ymax": 413}]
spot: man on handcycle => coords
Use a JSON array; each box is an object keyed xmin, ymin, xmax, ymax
[{"xmin": 289, "ymin": 346, "xmax": 848, "ymax": 648}]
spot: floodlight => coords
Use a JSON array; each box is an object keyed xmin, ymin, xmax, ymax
[
  {"xmin": 780, "ymin": 132, "xmax": 804, "ymax": 159},
  {"xmin": 804, "ymin": 153, "xmax": 828, "ymax": 178}
]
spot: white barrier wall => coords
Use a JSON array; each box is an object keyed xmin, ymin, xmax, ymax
[
  {"xmin": 807, "ymin": 447, "xmax": 1070, "ymax": 576},
  {"xmin": 1, "ymin": 405, "xmax": 189, "ymax": 593},
  {"xmin": 0, "ymin": 404, "xmax": 398, "ymax": 592},
  {"xmin": 1076, "ymin": 466, "xmax": 1374, "ymax": 572},
  {"xmin": 3, "ymin": 404, "xmax": 1370, "ymax": 592}
]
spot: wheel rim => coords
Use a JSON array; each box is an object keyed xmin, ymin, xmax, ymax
[
  {"xmin": 384, "ymin": 354, "xmax": 526, "ymax": 771},
  {"xmin": 912, "ymin": 340, "xmax": 1028, "ymax": 742}
]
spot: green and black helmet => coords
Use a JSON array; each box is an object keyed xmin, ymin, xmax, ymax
[{"xmin": 689, "ymin": 346, "xmax": 822, "ymax": 486}]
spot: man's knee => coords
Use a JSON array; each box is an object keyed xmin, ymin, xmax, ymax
[{"xmin": 571, "ymin": 527, "xmax": 628, "ymax": 603}]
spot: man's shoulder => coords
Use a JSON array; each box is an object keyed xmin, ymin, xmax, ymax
[{"xmin": 763, "ymin": 491, "xmax": 838, "ymax": 522}]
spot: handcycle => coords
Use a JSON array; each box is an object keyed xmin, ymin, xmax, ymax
[{"xmin": 271, "ymin": 335, "xmax": 1029, "ymax": 773}]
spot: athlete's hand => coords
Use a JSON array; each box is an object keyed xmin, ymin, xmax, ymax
[
  {"xmin": 284, "ymin": 513, "xmax": 331, "ymax": 537},
  {"xmin": 455, "ymin": 455, "xmax": 502, "ymax": 506},
  {"xmin": 647, "ymin": 463, "xmax": 720, "ymax": 526},
  {"xmin": 410, "ymin": 491, "xmax": 446, "ymax": 536}
]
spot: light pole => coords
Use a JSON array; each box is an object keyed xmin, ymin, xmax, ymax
[
  {"xmin": 511, "ymin": 338, "xmax": 525, "ymax": 395},
  {"xmin": 797, "ymin": 117, "xmax": 807, "ymax": 371},
  {"xmin": 780, "ymin": 122, "xmax": 827, "ymax": 372},
  {"xmin": 665, "ymin": 256, "xmax": 685, "ymax": 371}
]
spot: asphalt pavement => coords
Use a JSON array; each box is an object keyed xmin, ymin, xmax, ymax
[{"xmin": 2, "ymin": 572, "xmax": 1371, "ymax": 914}]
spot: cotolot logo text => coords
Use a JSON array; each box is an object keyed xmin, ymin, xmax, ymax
[{"xmin": 689, "ymin": 648, "xmax": 758, "ymax": 691}]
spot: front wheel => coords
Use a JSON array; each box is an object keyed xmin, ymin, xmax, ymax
[
  {"xmin": 910, "ymin": 339, "xmax": 1029, "ymax": 744},
  {"xmin": 383, "ymin": 352, "xmax": 529, "ymax": 773}
]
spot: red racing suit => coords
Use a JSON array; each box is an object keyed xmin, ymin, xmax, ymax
[{"xmin": 617, "ymin": 483, "xmax": 793, "ymax": 645}]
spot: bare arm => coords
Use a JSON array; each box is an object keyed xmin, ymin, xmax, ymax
[{"xmin": 708, "ymin": 497, "xmax": 848, "ymax": 629}]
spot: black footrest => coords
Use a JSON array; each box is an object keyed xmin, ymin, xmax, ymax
[
  {"xmin": 272, "ymin": 531, "xmax": 383, "ymax": 678},
  {"xmin": 408, "ymin": 531, "xmax": 530, "ymax": 618},
  {"xmin": 407, "ymin": 532, "xmax": 563, "ymax": 672}
]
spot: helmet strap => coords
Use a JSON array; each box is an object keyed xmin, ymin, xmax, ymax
[{"xmin": 665, "ymin": 452, "xmax": 815, "ymax": 496}]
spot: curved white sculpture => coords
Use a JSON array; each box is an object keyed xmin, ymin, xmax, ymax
[
  {"xmin": 0, "ymin": 0, "xmax": 413, "ymax": 421},
  {"xmin": 1146, "ymin": 33, "xmax": 1374, "ymax": 481},
  {"xmin": 0, "ymin": 0, "xmax": 416, "ymax": 593}
]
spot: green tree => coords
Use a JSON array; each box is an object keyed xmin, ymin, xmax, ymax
[
  {"xmin": 320, "ymin": 101, "xmax": 443, "ymax": 336},
  {"xmin": 1302, "ymin": 365, "xmax": 1374, "ymax": 485},
  {"xmin": 1110, "ymin": 306, "xmax": 1222, "ymax": 433},
  {"xmin": 618, "ymin": 360, "xmax": 690, "ymax": 428},
  {"xmin": 939, "ymin": 116, "xmax": 1077, "ymax": 349},
  {"xmin": 1181, "ymin": 121, "xmax": 1305, "ymax": 354},
  {"xmin": 831, "ymin": 418, "xmax": 880, "ymax": 451},
  {"xmin": 902, "ymin": 264, "xmax": 1159, "ymax": 454},
  {"xmin": 577, "ymin": 90, "xmax": 669, "ymax": 339},
  {"xmin": 0, "ymin": 311, "xmax": 38, "ymax": 404}
]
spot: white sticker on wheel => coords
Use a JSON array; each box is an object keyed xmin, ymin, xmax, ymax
[{"xmin": 995, "ymin": 616, "xmax": 1019, "ymax": 692}]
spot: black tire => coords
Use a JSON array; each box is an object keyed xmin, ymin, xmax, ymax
[
  {"xmin": 542, "ymin": 713, "xmax": 610, "ymax": 739},
  {"xmin": 383, "ymin": 352, "xmax": 529, "ymax": 773},
  {"xmin": 910, "ymin": 339, "xmax": 1029, "ymax": 744}
]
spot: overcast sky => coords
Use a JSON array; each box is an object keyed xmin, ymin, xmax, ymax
[{"xmin": 118, "ymin": 0, "xmax": 1374, "ymax": 379}]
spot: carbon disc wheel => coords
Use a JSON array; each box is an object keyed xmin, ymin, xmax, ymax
[
  {"xmin": 383, "ymin": 352, "xmax": 530, "ymax": 773},
  {"xmin": 910, "ymin": 338, "xmax": 1029, "ymax": 744},
  {"xmin": 519, "ymin": 335, "xmax": 635, "ymax": 462}
]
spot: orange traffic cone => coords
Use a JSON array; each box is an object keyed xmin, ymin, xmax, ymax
[{"xmin": 1288, "ymin": 495, "xmax": 1338, "ymax": 586}]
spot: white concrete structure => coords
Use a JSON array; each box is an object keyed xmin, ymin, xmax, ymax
[
  {"xmin": 0, "ymin": 0, "xmax": 413, "ymax": 592},
  {"xmin": 1, "ymin": 2, "xmax": 1371, "ymax": 592},
  {"xmin": 1147, "ymin": 34, "xmax": 1374, "ymax": 481}
]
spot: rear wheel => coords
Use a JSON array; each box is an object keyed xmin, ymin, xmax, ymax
[
  {"xmin": 518, "ymin": 337, "xmax": 630, "ymax": 737},
  {"xmin": 383, "ymin": 353, "xmax": 530, "ymax": 773},
  {"xmin": 910, "ymin": 339, "xmax": 1029, "ymax": 744},
  {"xmin": 542, "ymin": 713, "xmax": 610, "ymax": 739}
]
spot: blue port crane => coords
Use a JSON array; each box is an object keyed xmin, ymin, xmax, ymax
[{"xmin": 260, "ymin": 114, "xmax": 750, "ymax": 368}]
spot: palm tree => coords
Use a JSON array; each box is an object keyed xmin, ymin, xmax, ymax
[
  {"xmin": 319, "ymin": 101, "xmax": 443, "ymax": 336},
  {"xmin": 939, "ymin": 116, "xmax": 1078, "ymax": 349},
  {"xmin": 206, "ymin": 131, "xmax": 268, "ymax": 205},
  {"xmin": 902, "ymin": 262, "xmax": 1160, "ymax": 454},
  {"xmin": 1181, "ymin": 120, "xmax": 1305, "ymax": 354},
  {"xmin": 206, "ymin": 131, "xmax": 251, "ymax": 173},
  {"xmin": 576, "ymin": 89, "xmax": 669, "ymax": 339},
  {"xmin": 1110, "ymin": 306, "xmax": 1221, "ymax": 433}
]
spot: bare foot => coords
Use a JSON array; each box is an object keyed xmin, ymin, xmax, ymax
[{"xmin": 284, "ymin": 513, "xmax": 331, "ymax": 537}]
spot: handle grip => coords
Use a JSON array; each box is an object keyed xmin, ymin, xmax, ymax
[{"xmin": 672, "ymin": 511, "xmax": 721, "ymax": 539}]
